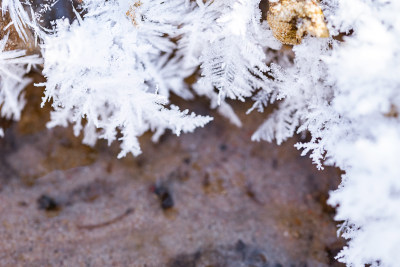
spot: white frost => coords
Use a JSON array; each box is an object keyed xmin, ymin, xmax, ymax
[{"xmin": 1, "ymin": 0, "xmax": 400, "ymax": 265}]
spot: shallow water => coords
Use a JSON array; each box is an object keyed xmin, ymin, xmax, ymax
[{"xmin": 0, "ymin": 74, "xmax": 344, "ymax": 266}]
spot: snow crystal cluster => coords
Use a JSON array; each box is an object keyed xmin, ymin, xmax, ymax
[{"xmin": 1, "ymin": 0, "xmax": 400, "ymax": 266}]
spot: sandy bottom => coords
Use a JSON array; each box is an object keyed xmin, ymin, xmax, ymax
[{"xmin": 0, "ymin": 75, "xmax": 344, "ymax": 267}]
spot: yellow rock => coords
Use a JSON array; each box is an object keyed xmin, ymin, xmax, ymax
[{"xmin": 267, "ymin": 0, "xmax": 329, "ymax": 45}]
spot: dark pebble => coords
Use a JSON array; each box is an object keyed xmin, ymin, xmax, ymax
[{"xmin": 37, "ymin": 195, "xmax": 59, "ymax": 211}]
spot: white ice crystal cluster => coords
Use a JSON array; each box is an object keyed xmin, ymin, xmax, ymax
[
  {"xmin": 0, "ymin": 35, "xmax": 41, "ymax": 134},
  {"xmin": 1, "ymin": 0, "xmax": 400, "ymax": 265},
  {"xmin": 39, "ymin": 0, "xmax": 212, "ymax": 157},
  {"xmin": 0, "ymin": 0, "xmax": 42, "ymax": 135},
  {"xmin": 253, "ymin": 0, "xmax": 400, "ymax": 265},
  {"xmin": 325, "ymin": 1, "xmax": 400, "ymax": 266}
]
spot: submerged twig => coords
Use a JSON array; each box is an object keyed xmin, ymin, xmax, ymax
[{"xmin": 77, "ymin": 207, "xmax": 134, "ymax": 230}]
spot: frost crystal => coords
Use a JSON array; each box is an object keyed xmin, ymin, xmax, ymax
[
  {"xmin": 39, "ymin": 0, "xmax": 212, "ymax": 157},
  {"xmin": 0, "ymin": 35, "xmax": 42, "ymax": 121},
  {"xmin": 253, "ymin": 0, "xmax": 400, "ymax": 265},
  {"xmin": 1, "ymin": 0, "xmax": 400, "ymax": 265}
]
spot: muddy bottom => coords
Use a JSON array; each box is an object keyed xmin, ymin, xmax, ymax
[{"xmin": 0, "ymin": 75, "xmax": 344, "ymax": 266}]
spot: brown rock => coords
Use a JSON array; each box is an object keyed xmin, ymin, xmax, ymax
[{"xmin": 0, "ymin": 12, "xmax": 37, "ymax": 52}]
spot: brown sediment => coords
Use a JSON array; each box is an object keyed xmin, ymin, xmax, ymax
[{"xmin": 0, "ymin": 75, "xmax": 344, "ymax": 266}]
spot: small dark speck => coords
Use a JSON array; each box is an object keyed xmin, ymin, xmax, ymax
[
  {"xmin": 154, "ymin": 185, "xmax": 174, "ymax": 210},
  {"xmin": 18, "ymin": 201, "xmax": 28, "ymax": 207},
  {"xmin": 183, "ymin": 157, "xmax": 191, "ymax": 165},
  {"xmin": 37, "ymin": 195, "xmax": 59, "ymax": 211},
  {"xmin": 272, "ymin": 158, "xmax": 278, "ymax": 169},
  {"xmin": 219, "ymin": 144, "xmax": 228, "ymax": 151},
  {"xmin": 235, "ymin": 239, "xmax": 246, "ymax": 252},
  {"xmin": 308, "ymin": 233, "xmax": 314, "ymax": 241},
  {"xmin": 168, "ymin": 254, "xmax": 197, "ymax": 267},
  {"xmin": 106, "ymin": 162, "xmax": 113, "ymax": 173}
]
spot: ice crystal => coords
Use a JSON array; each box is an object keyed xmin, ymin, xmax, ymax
[
  {"xmin": 0, "ymin": 34, "xmax": 42, "ymax": 121},
  {"xmin": 39, "ymin": 0, "xmax": 212, "ymax": 157},
  {"xmin": 1, "ymin": 0, "xmax": 400, "ymax": 265}
]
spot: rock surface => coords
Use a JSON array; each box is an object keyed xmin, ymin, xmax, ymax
[{"xmin": 0, "ymin": 74, "xmax": 344, "ymax": 266}]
